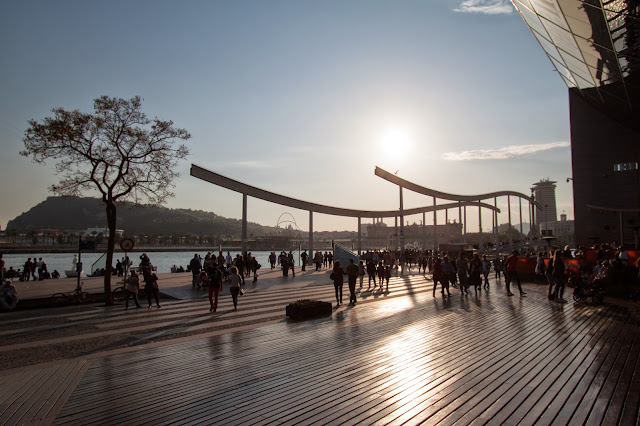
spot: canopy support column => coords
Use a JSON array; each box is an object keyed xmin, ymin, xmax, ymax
[{"xmin": 242, "ymin": 193, "xmax": 247, "ymax": 254}]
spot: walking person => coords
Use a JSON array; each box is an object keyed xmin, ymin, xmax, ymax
[
  {"xmin": 494, "ymin": 255, "xmax": 502, "ymax": 280},
  {"xmin": 314, "ymin": 251, "xmax": 323, "ymax": 271},
  {"xmin": 505, "ymin": 250, "xmax": 526, "ymax": 296},
  {"xmin": 377, "ymin": 262, "xmax": 385, "ymax": 290},
  {"xmin": 552, "ymin": 250, "xmax": 567, "ymax": 302},
  {"xmin": 23, "ymin": 258, "xmax": 32, "ymax": 282},
  {"xmin": 469, "ymin": 253, "xmax": 482, "ymax": 294},
  {"xmin": 143, "ymin": 268, "xmax": 161, "ymax": 308},
  {"xmin": 545, "ymin": 251, "xmax": 555, "ymax": 300},
  {"xmin": 250, "ymin": 256, "xmax": 260, "ymax": 283},
  {"xmin": 440, "ymin": 256, "xmax": 454, "ymax": 297},
  {"xmin": 281, "ymin": 255, "xmax": 289, "ymax": 277},
  {"xmin": 287, "ymin": 251, "xmax": 296, "ymax": 277},
  {"xmin": 228, "ymin": 266, "xmax": 242, "ymax": 311},
  {"xmin": 366, "ymin": 260, "xmax": 377, "ymax": 290},
  {"xmin": 235, "ymin": 255, "xmax": 246, "ymax": 284},
  {"xmin": 301, "ymin": 250, "xmax": 308, "ymax": 272},
  {"xmin": 535, "ymin": 252, "xmax": 545, "ymax": 282},
  {"xmin": 481, "ymin": 254, "xmax": 491, "ymax": 289},
  {"xmin": 358, "ymin": 260, "xmax": 365, "ymax": 288},
  {"xmin": 189, "ymin": 254, "xmax": 202, "ymax": 288},
  {"xmin": 456, "ymin": 253, "xmax": 469, "ymax": 295},
  {"xmin": 384, "ymin": 265, "xmax": 391, "ymax": 289},
  {"xmin": 208, "ymin": 263, "xmax": 222, "ymax": 312},
  {"xmin": 125, "ymin": 270, "xmax": 142, "ymax": 309},
  {"xmin": 331, "ymin": 260, "xmax": 345, "ymax": 305},
  {"xmin": 30, "ymin": 256, "xmax": 37, "ymax": 281},
  {"xmin": 346, "ymin": 258, "xmax": 359, "ymax": 305},
  {"xmin": 432, "ymin": 257, "xmax": 443, "ymax": 296}
]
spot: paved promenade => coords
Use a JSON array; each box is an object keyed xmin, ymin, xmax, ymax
[{"xmin": 1, "ymin": 267, "xmax": 639, "ymax": 425}]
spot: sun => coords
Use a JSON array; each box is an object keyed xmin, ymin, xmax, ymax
[{"xmin": 379, "ymin": 127, "xmax": 411, "ymax": 157}]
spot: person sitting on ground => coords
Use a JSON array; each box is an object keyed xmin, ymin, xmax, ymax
[
  {"xmin": 0, "ymin": 279, "xmax": 19, "ymax": 311},
  {"xmin": 5, "ymin": 267, "xmax": 17, "ymax": 280},
  {"xmin": 52, "ymin": 269, "xmax": 60, "ymax": 279}
]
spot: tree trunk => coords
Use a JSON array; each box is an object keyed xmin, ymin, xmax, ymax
[{"xmin": 104, "ymin": 200, "xmax": 117, "ymax": 306}]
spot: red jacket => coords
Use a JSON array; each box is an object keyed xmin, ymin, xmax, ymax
[{"xmin": 505, "ymin": 254, "xmax": 518, "ymax": 272}]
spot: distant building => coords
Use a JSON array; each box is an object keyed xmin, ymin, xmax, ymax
[
  {"xmin": 81, "ymin": 227, "xmax": 124, "ymax": 237},
  {"xmin": 546, "ymin": 213, "xmax": 575, "ymax": 248},
  {"xmin": 530, "ymin": 179, "xmax": 575, "ymax": 248},
  {"xmin": 531, "ymin": 179, "xmax": 557, "ymax": 232},
  {"xmin": 363, "ymin": 221, "xmax": 462, "ymax": 249}
]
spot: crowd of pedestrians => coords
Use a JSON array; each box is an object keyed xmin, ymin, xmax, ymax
[{"xmin": 3, "ymin": 242, "xmax": 637, "ymax": 313}]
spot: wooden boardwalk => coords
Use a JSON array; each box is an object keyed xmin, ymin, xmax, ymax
[{"xmin": 1, "ymin": 271, "xmax": 639, "ymax": 425}]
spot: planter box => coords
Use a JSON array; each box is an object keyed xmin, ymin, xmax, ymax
[{"xmin": 286, "ymin": 300, "xmax": 332, "ymax": 320}]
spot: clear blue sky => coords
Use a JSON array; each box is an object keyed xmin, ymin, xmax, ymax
[{"xmin": 0, "ymin": 0, "xmax": 573, "ymax": 233}]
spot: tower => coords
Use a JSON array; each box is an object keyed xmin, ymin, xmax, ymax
[{"xmin": 532, "ymin": 179, "xmax": 557, "ymax": 234}]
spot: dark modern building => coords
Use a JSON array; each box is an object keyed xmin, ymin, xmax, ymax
[{"xmin": 512, "ymin": 0, "xmax": 640, "ymax": 247}]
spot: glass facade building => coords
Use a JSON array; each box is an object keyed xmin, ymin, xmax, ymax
[{"xmin": 512, "ymin": 0, "xmax": 640, "ymax": 246}]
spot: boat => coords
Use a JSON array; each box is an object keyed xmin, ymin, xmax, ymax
[{"xmin": 65, "ymin": 269, "xmax": 84, "ymax": 278}]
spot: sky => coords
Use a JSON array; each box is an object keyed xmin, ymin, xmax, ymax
[{"xmin": 0, "ymin": 0, "xmax": 574, "ymax": 234}]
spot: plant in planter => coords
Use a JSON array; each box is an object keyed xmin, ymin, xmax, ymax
[{"xmin": 286, "ymin": 299, "xmax": 332, "ymax": 320}]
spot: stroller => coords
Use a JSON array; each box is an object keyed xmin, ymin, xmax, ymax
[{"xmin": 572, "ymin": 274, "xmax": 605, "ymax": 304}]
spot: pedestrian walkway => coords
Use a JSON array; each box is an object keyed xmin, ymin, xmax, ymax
[{"xmin": 1, "ymin": 269, "xmax": 639, "ymax": 425}]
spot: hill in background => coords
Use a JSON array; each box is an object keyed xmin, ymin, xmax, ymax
[{"xmin": 5, "ymin": 196, "xmax": 279, "ymax": 237}]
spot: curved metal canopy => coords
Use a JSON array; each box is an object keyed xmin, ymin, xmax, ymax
[
  {"xmin": 190, "ymin": 164, "xmax": 501, "ymax": 218},
  {"xmin": 375, "ymin": 166, "xmax": 539, "ymax": 206}
]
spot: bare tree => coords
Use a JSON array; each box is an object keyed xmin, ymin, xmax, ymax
[{"xmin": 21, "ymin": 96, "xmax": 190, "ymax": 304}]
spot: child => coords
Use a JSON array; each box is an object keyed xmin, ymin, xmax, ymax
[{"xmin": 198, "ymin": 270, "xmax": 210, "ymax": 288}]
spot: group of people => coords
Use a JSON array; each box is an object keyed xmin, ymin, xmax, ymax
[
  {"xmin": 312, "ymin": 251, "xmax": 334, "ymax": 271},
  {"xmin": 331, "ymin": 258, "xmax": 360, "ymax": 305},
  {"xmin": 188, "ymin": 251, "xmax": 255, "ymax": 311},
  {"xmin": 431, "ymin": 252, "xmax": 498, "ymax": 297},
  {"xmin": 0, "ymin": 255, "xmax": 61, "ymax": 282},
  {"xmin": 123, "ymin": 267, "xmax": 162, "ymax": 309}
]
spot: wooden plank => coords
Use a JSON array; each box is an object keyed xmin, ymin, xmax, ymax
[
  {"xmin": 371, "ymin": 303, "xmax": 596, "ymax": 426},
  {"xmin": 34, "ymin": 360, "xmax": 90, "ymax": 425},
  {"xmin": 8, "ymin": 280, "xmax": 636, "ymax": 425},
  {"xmin": 586, "ymin": 312, "xmax": 639, "ymax": 424},
  {"xmin": 488, "ymin": 306, "xmax": 620, "ymax": 425},
  {"xmin": 191, "ymin": 301, "xmax": 534, "ymax": 424},
  {"xmin": 433, "ymin": 304, "xmax": 608, "ymax": 426},
  {"xmin": 548, "ymin": 308, "xmax": 634, "ymax": 425},
  {"xmin": 8, "ymin": 361, "xmax": 77, "ymax": 425},
  {"xmin": 0, "ymin": 365, "xmax": 57, "ymax": 424}
]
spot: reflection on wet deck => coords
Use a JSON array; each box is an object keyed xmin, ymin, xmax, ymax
[{"xmin": 50, "ymin": 282, "xmax": 639, "ymax": 425}]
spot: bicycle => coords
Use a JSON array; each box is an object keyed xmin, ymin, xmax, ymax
[
  {"xmin": 112, "ymin": 284, "xmax": 146, "ymax": 302},
  {"xmin": 50, "ymin": 283, "xmax": 90, "ymax": 306}
]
